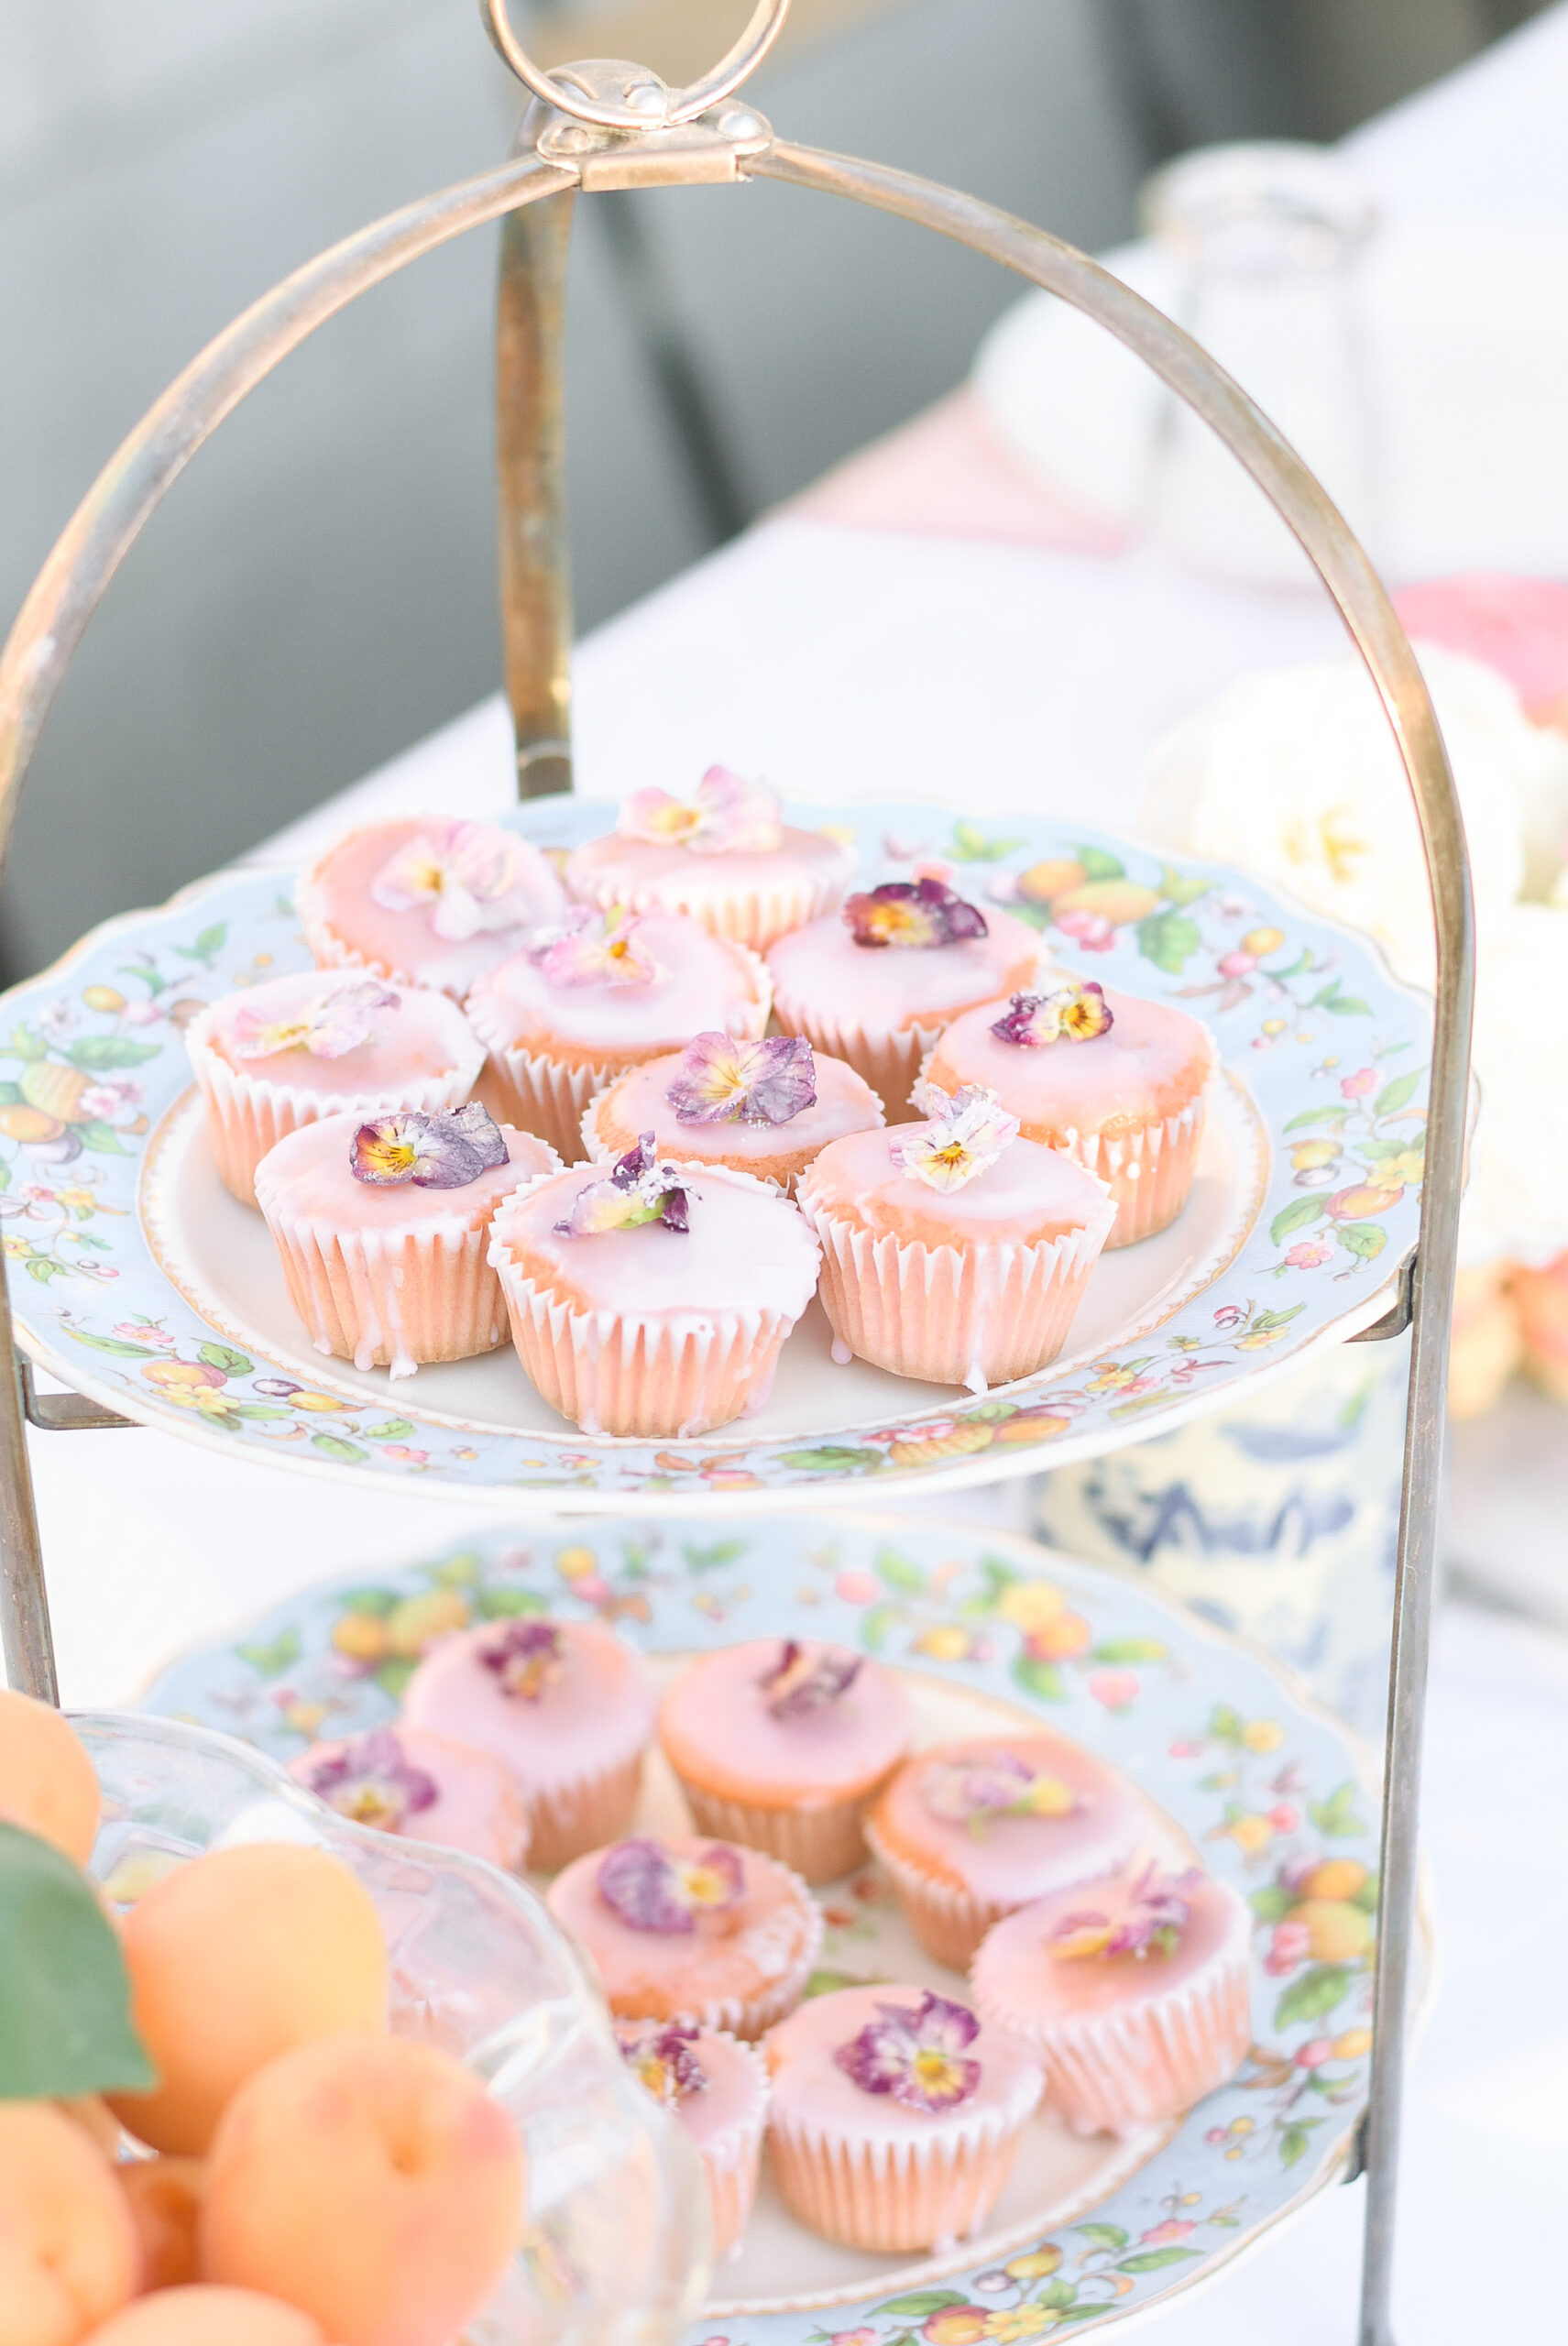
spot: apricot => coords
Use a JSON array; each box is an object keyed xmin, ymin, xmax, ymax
[
  {"xmin": 81, "ymin": 2288, "xmax": 323, "ymax": 2346},
  {"xmin": 0, "ymin": 1689, "xmax": 102, "ymax": 1863},
  {"xmin": 105, "ymin": 1845, "xmax": 388, "ymax": 2156},
  {"xmin": 0, "ymin": 2101, "xmax": 139, "ymax": 2346},
  {"xmin": 202, "ymin": 2034, "xmax": 525, "ymax": 2346},
  {"xmin": 118, "ymin": 2161, "xmax": 205, "ymax": 2293},
  {"xmin": 1294, "ymin": 1898, "xmax": 1376, "ymax": 1963}
]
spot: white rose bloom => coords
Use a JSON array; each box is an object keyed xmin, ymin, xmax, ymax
[
  {"xmin": 1459, "ymin": 904, "xmax": 1568, "ymax": 1269},
  {"xmin": 1140, "ymin": 643, "xmax": 1568, "ymax": 986}
]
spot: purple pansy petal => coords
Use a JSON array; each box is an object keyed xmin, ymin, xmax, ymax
[
  {"xmin": 834, "ymin": 1990, "xmax": 983, "ymax": 2113},
  {"xmin": 991, "ymin": 984, "xmax": 1113, "ymax": 1049},
  {"xmin": 616, "ymin": 2020, "xmax": 707, "ymax": 2106},
  {"xmin": 758, "ymin": 1639, "xmax": 862, "ymax": 1718},
  {"xmin": 231, "ymin": 980, "xmax": 400, "ymax": 1063},
  {"xmin": 371, "ymin": 820, "xmax": 528, "ymax": 941},
  {"xmin": 348, "ymin": 1106, "xmax": 506, "ymax": 1191},
  {"xmin": 555, "ymin": 1134, "xmax": 694, "ymax": 1237},
  {"xmin": 531, "ymin": 907, "xmax": 663, "ymax": 989},
  {"xmin": 665, "ymin": 1033, "xmax": 817, "ymax": 1127},
  {"xmin": 619, "ymin": 768, "xmax": 783, "ymax": 856},
  {"xmin": 597, "ymin": 1837, "xmax": 744, "ymax": 1934},
  {"xmin": 477, "ymin": 1618, "xmax": 564, "ymax": 1701},
  {"xmin": 889, "ymin": 1085, "xmax": 1020, "ymax": 1195},
  {"xmin": 1050, "ymin": 1865, "xmax": 1201, "ymax": 1962},
  {"xmin": 300, "ymin": 1727, "xmax": 439, "ymax": 1829},
  {"xmin": 843, "ymin": 879, "xmax": 989, "ymax": 950},
  {"xmin": 442, "ymin": 1101, "xmax": 510, "ymax": 1169}
]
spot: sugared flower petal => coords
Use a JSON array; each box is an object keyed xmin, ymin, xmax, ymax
[
  {"xmin": 922, "ymin": 1749, "xmax": 1076, "ymax": 1835},
  {"xmin": 619, "ymin": 766, "xmax": 784, "ymax": 856},
  {"xmin": 1047, "ymin": 1863, "xmax": 1200, "ymax": 1962},
  {"xmin": 297, "ymin": 1728, "xmax": 438, "ymax": 1830},
  {"xmin": 529, "ymin": 907, "xmax": 665, "ymax": 989},
  {"xmin": 232, "ymin": 979, "xmax": 400, "ymax": 1062},
  {"xmin": 477, "ymin": 1618, "xmax": 563, "ymax": 1702},
  {"xmin": 597, "ymin": 1837, "xmax": 745, "ymax": 1934},
  {"xmin": 890, "ymin": 1086, "xmax": 1019, "ymax": 1194},
  {"xmin": 349, "ymin": 1103, "xmax": 509, "ymax": 1189},
  {"xmin": 370, "ymin": 819, "xmax": 532, "ymax": 941},
  {"xmin": 991, "ymin": 984, "xmax": 1113, "ymax": 1048},
  {"xmin": 843, "ymin": 880, "xmax": 989, "ymax": 950},
  {"xmin": 554, "ymin": 1135, "xmax": 692, "ymax": 1236},
  {"xmin": 616, "ymin": 2020, "xmax": 707, "ymax": 2107},
  {"xmin": 665, "ymin": 1033, "xmax": 817, "ymax": 1126},
  {"xmin": 757, "ymin": 1639, "xmax": 862, "ymax": 1718},
  {"xmin": 833, "ymin": 1990, "xmax": 981, "ymax": 2113}
]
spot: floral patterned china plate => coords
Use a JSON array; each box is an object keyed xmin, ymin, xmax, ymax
[
  {"xmin": 141, "ymin": 1512, "xmax": 1422, "ymax": 2339},
  {"xmin": 0, "ymin": 801, "xmax": 1429, "ymax": 1507}
]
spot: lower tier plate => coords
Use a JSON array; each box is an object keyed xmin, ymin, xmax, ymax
[{"xmin": 142, "ymin": 1513, "xmax": 1420, "ymax": 2340}]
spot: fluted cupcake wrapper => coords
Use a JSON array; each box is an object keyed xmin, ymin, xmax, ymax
[
  {"xmin": 677, "ymin": 1781, "xmax": 885, "ymax": 1886},
  {"xmin": 770, "ymin": 997, "xmax": 951, "ymax": 1124},
  {"xmin": 580, "ymin": 1090, "xmax": 858, "ymax": 1198},
  {"xmin": 798, "ymin": 1189, "xmax": 1114, "ymax": 1394},
  {"xmin": 571, "ymin": 865, "xmax": 848, "ymax": 958},
  {"xmin": 861, "ymin": 1817, "xmax": 1024, "ymax": 1969},
  {"xmin": 765, "ymin": 2091, "xmax": 1036, "ymax": 2254},
  {"xmin": 296, "ymin": 867, "xmax": 423, "ymax": 992},
  {"xmin": 185, "ymin": 1004, "xmax": 485, "ymax": 1206},
  {"xmin": 696, "ymin": 2034, "xmax": 771, "ymax": 2260},
  {"xmin": 970, "ymin": 1889, "xmax": 1255, "ymax": 2137},
  {"xmin": 602, "ymin": 1879, "xmax": 822, "ymax": 2043},
  {"xmin": 526, "ymin": 1750, "xmax": 645, "ymax": 1874}
]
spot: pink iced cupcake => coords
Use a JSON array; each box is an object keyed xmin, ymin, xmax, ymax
[
  {"xmin": 289, "ymin": 1724, "xmax": 528, "ymax": 1872},
  {"xmin": 546, "ymin": 1836, "xmax": 823, "ymax": 2040},
  {"xmin": 583, "ymin": 1035, "xmax": 884, "ymax": 1195},
  {"xmin": 464, "ymin": 909, "xmax": 770, "ymax": 1163},
  {"xmin": 922, "ymin": 983, "xmax": 1217, "ymax": 1248},
  {"xmin": 488, "ymin": 1141, "xmax": 821, "ymax": 1439},
  {"xmin": 764, "ymin": 1985, "xmax": 1042, "ymax": 2253},
  {"xmin": 565, "ymin": 768, "xmax": 855, "ymax": 953},
  {"xmin": 865, "ymin": 1734, "xmax": 1147, "ymax": 1968},
  {"xmin": 298, "ymin": 815, "xmax": 568, "ymax": 997},
  {"xmin": 970, "ymin": 1862, "xmax": 1253, "ymax": 2136},
  {"xmin": 402, "ymin": 1617, "xmax": 657, "ymax": 1871},
  {"xmin": 796, "ymin": 1089, "xmax": 1115, "ymax": 1392},
  {"xmin": 659, "ymin": 1639, "xmax": 912, "ymax": 1884},
  {"xmin": 616, "ymin": 2021, "xmax": 769, "ymax": 2260},
  {"xmin": 767, "ymin": 879, "xmax": 1049, "ymax": 1117},
  {"xmin": 254, "ymin": 1104, "xmax": 556, "ymax": 1378},
  {"xmin": 185, "ymin": 970, "xmax": 485, "ymax": 1203}
]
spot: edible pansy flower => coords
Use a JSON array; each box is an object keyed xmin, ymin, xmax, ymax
[
  {"xmin": 991, "ymin": 983, "xmax": 1113, "ymax": 1048},
  {"xmin": 664, "ymin": 1032, "xmax": 817, "ymax": 1126},
  {"xmin": 619, "ymin": 766, "xmax": 784, "ymax": 856},
  {"xmin": 922, "ymin": 1749, "xmax": 1076, "ymax": 1837},
  {"xmin": 889, "ymin": 1086, "xmax": 1019, "ymax": 1194},
  {"xmin": 297, "ymin": 1728, "xmax": 438, "ymax": 1831},
  {"xmin": 370, "ymin": 819, "xmax": 531, "ymax": 941},
  {"xmin": 833, "ymin": 1990, "xmax": 981, "ymax": 2114},
  {"xmin": 554, "ymin": 1135, "xmax": 691, "ymax": 1237},
  {"xmin": 615, "ymin": 2020, "xmax": 707, "ymax": 2107},
  {"xmin": 529, "ymin": 906, "xmax": 664, "ymax": 990},
  {"xmin": 477, "ymin": 1619, "xmax": 563, "ymax": 1703},
  {"xmin": 597, "ymin": 1837, "xmax": 745, "ymax": 1934},
  {"xmin": 1047, "ymin": 1864, "xmax": 1200, "ymax": 1961},
  {"xmin": 757, "ymin": 1639, "xmax": 862, "ymax": 1718},
  {"xmin": 231, "ymin": 980, "xmax": 400, "ymax": 1062},
  {"xmin": 842, "ymin": 879, "xmax": 989, "ymax": 950},
  {"xmin": 349, "ymin": 1102, "xmax": 509, "ymax": 1189}
]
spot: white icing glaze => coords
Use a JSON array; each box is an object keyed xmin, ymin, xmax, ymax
[
  {"xmin": 201, "ymin": 969, "xmax": 478, "ymax": 1096},
  {"xmin": 764, "ymin": 1984, "xmax": 1042, "ymax": 2147},
  {"xmin": 300, "ymin": 817, "xmax": 567, "ymax": 995},
  {"xmin": 767, "ymin": 905, "xmax": 1047, "ymax": 1031},
  {"xmin": 466, "ymin": 913, "xmax": 766, "ymax": 1058},
  {"xmin": 928, "ymin": 986, "xmax": 1216, "ymax": 1137},
  {"xmin": 587, "ymin": 1049, "xmax": 884, "ymax": 1169}
]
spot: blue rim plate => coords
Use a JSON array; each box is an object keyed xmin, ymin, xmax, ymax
[
  {"xmin": 0, "ymin": 800, "xmax": 1429, "ymax": 1508},
  {"xmin": 140, "ymin": 1511, "xmax": 1426, "ymax": 2337}
]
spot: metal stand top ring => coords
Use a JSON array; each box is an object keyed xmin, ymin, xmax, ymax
[{"xmin": 480, "ymin": 0, "xmax": 792, "ymax": 130}]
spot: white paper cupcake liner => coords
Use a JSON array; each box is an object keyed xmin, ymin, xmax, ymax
[
  {"xmin": 609, "ymin": 1875, "xmax": 821, "ymax": 2042},
  {"xmin": 695, "ymin": 2034, "xmax": 770, "ymax": 2259},
  {"xmin": 768, "ymin": 998, "xmax": 950, "ymax": 1124},
  {"xmin": 676, "ymin": 1782, "xmax": 883, "ymax": 1886},
  {"xmin": 527, "ymin": 1750, "xmax": 644, "ymax": 1873},
  {"xmin": 766, "ymin": 2075, "xmax": 1039, "ymax": 2253},
  {"xmin": 579, "ymin": 1085, "xmax": 874, "ymax": 1198},
  {"xmin": 185, "ymin": 1004, "xmax": 485, "ymax": 1205},
  {"xmin": 861, "ymin": 1817, "xmax": 1025, "ymax": 1968}
]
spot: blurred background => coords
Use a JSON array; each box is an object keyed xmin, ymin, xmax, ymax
[{"xmin": 0, "ymin": 0, "xmax": 1550, "ymax": 980}]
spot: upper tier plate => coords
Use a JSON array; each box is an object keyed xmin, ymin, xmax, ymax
[{"xmin": 0, "ymin": 799, "xmax": 1429, "ymax": 1508}]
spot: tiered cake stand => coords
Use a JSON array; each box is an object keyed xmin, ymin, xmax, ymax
[{"xmin": 0, "ymin": 9, "xmax": 1472, "ymax": 2344}]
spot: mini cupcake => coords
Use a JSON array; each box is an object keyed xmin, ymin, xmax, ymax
[
  {"xmin": 923, "ymin": 981, "xmax": 1218, "ymax": 1247},
  {"xmin": 767, "ymin": 879, "xmax": 1048, "ymax": 1117},
  {"xmin": 970, "ymin": 1862, "xmax": 1253, "ymax": 2136},
  {"xmin": 488, "ymin": 1140, "xmax": 821, "ymax": 1439},
  {"xmin": 185, "ymin": 970, "xmax": 485, "ymax": 1204},
  {"xmin": 289, "ymin": 1725, "xmax": 528, "ymax": 1872},
  {"xmin": 565, "ymin": 768, "xmax": 855, "ymax": 953},
  {"xmin": 254, "ymin": 1104, "xmax": 556, "ymax": 1378},
  {"xmin": 402, "ymin": 1616, "xmax": 657, "ymax": 1871},
  {"xmin": 616, "ymin": 2021, "xmax": 769, "ymax": 2260},
  {"xmin": 583, "ymin": 1035, "xmax": 884, "ymax": 1194},
  {"xmin": 464, "ymin": 908, "xmax": 771, "ymax": 1163},
  {"xmin": 763, "ymin": 1985, "xmax": 1042, "ymax": 2253},
  {"xmin": 865, "ymin": 1733, "xmax": 1147, "ymax": 1968},
  {"xmin": 546, "ymin": 1835, "xmax": 822, "ymax": 2040},
  {"xmin": 659, "ymin": 1639, "xmax": 911, "ymax": 1884},
  {"xmin": 796, "ymin": 1089, "xmax": 1115, "ymax": 1393},
  {"xmin": 298, "ymin": 815, "xmax": 568, "ymax": 997}
]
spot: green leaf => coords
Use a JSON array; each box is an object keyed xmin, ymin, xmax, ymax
[
  {"xmin": 875, "ymin": 1545, "xmax": 926, "ymax": 1592},
  {"xmin": 311, "ymin": 1431, "xmax": 367, "ymax": 1463},
  {"xmin": 1136, "ymin": 908, "xmax": 1202, "ymax": 974},
  {"xmin": 1266, "ymin": 950, "xmax": 1314, "ymax": 981},
  {"xmin": 1074, "ymin": 2224, "xmax": 1129, "ymax": 2252},
  {"xmin": 1279, "ymin": 2119, "xmax": 1324, "ymax": 2168},
  {"xmin": 804, "ymin": 1968, "xmax": 872, "ymax": 1999},
  {"xmin": 229, "ymin": 1404, "xmax": 292, "ymax": 1420},
  {"xmin": 1335, "ymin": 1222, "xmax": 1387, "ymax": 1261},
  {"xmin": 1309, "ymin": 1780, "xmax": 1367, "ymax": 1837},
  {"xmin": 1091, "ymin": 1636, "xmax": 1168, "ymax": 1664},
  {"xmin": 65, "ymin": 1036, "xmax": 163, "ymax": 1071},
  {"xmin": 64, "ymin": 1327, "xmax": 154, "ymax": 1356},
  {"xmin": 860, "ymin": 1603, "xmax": 900, "ymax": 1653},
  {"xmin": 779, "ymin": 1444, "xmax": 883, "ymax": 1474},
  {"xmin": 1274, "ymin": 1964, "xmax": 1354, "ymax": 2031},
  {"xmin": 1007, "ymin": 898, "xmax": 1053, "ymax": 930},
  {"xmin": 1283, "ymin": 1106, "xmax": 1350, "ymax": 1133},
  {"xmin": 872, "ymin": 2293, "xmax": 970, "ymax": 2320},
  {"xmin": 1271, "ymin": 1197, "xmax": 1327, "ymax": 1246},
  {"xmin": 193, "ymin": 923, "xmax": 227, "ymax": 956},
  {"xmin": 476, "ymin": 1588, "xmax": 549, "ymax": 1619},
  {"xmin": 0, "ymin": 1081, "xmax": 21, "ymax": 1106},
  {"xmin": 1051, "ymin": 2310, "xmax": 1112, "ymax": 2327},
  {"xmin": 1115, "ymin": 2249, "xmax": 1202, "ymax": 2274},
  {"xmin": 1251, "ymin": 1303, "xmax": 1305, "ymax": 1333},
  {"xmin": 0, "ymin": 1823, "xmax": 156, "ymax": 2099},
  {"xmin": 1326, "ymin": 995, "xmax": 1371, "ymax": 1016},
  {"xmin": 950, "ymin": 821, "xmax": 1025, "ymax": 863},
  {"xmin": 1209, "ymin": 1703, "xmax": 1244, "ymax": 1743},
  {"xmin": 198, "ymin": 1342, "xmax": 253, "ymax": 1377},
  {"xmin": 1013, "ymin": 1652, "xmax": 1066, "ymax": 1703},
  {"xmin": 682, "ymin": 1539, "xmax": 746, "ymax": 1573},
  {"xmin": 236, "ymin": 1626, "xmax": 302, "ymax": 1679},
  {"xmin": 362, "ymin": 1418, "xmax": 416, "ymax": 1442},
  {"xmin": 1075, "ymin": 846, "xmax": 1125, "ymax": 882},
  {"xmin": 338, "ymin": 1587, "xmax": 400, "ymax": 1617},
  {"xmin": 374, "ymin": 1656, "xmax": 417, "ymax": 1698},
  {"xmin": 8, "ymin": 1024, "xmax": 48, "ymax": 1062},
  {"xmin": 1250, "ymin": 1883, "xmax": 1297, "ymax": 1922},
  {"xmin": 76, "ymin": 1121, "xmax": 130, "ymax": 1157},
  {"xmin": 1352, "ymin": 1873, "xmax": 1380, "ymax": 1913},
  {"xmin": 0, "ymin": 1160, "xmax": 9, "ymax": 1191},
  {"xmin": 25, "ymin": 1255, "xmax": 65, "ymax": 1282},
  {"xmin": 1039, "ymin": 2280, "xmax": 1078, "ymax": 2310},
  {"xmin": 1158, "ymin": 863, "xmax": 1212, "ymax": 907}
]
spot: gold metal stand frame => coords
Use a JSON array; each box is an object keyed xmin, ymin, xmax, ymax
[{"xmin": 0, "ymin": 9, "xmax": 1473, "ymax": 2341}]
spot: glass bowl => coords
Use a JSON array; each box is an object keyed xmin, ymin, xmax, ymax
[{"xmin": 74, "ymin": 1710, "xmax": 711, "ymax": 2346}]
